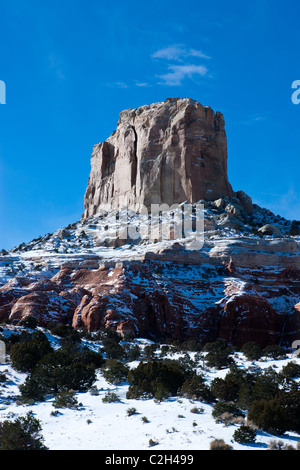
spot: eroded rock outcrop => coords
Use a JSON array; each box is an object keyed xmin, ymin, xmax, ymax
[
  {"xmin": 0, "ymin": 98, "xmax": 299, "ymax": 348},
  {"xmin": 83, "ymin": 98, "xmax": 234, "ymax": 217}
]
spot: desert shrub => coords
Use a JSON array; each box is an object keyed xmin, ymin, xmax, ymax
[
  {"xmin": 280, "ymin": 361, "xmax": 300, "ymax": 380},
  {"xmin": 53, "ymin": 390, "xmax": 78, "ymax": 409},
  {"xmin": 10, "ymin": 331, "xmax": 53, "ymax": 373},
  {"xmin": 77, "ymin": 348, "xmax": 105, "ymax": 369},
  {"xmin": 18, "ymin": 374, "xmax": 49, "ymax": 402},
  {"xmin": 0, "ymin": 372, "xmax": 6, "ymax": 384},
  {"xmin": 276, "ymin": 389, "xmax": 300, "ymax": 433},
  {"xmin": 288, "ymin": 220, "xmax": 300, "ymax": 236},
  {"xmin": 177, "ymin": 353, "xmax": 196, "ymax": 371},
  {"xmin": 211, "ymin": 365, "xmax": 253, "ymax": 404},
  {"xmin": 102, "ymin": 332, "xmax": 124, "ymax": 360},
  {"xmin": 19, "ymin": 316, "xmax": 38, "ymax": 329},
  {"xmin": 233, "ymin": 425, "xmax": 256, "ymax": 444},
  {"xmin": 50, "ymin": 324, "xmax": 82, "ymax": 350},
  {"xmin": 125, "ymin": 344, "xmax": 141, "ymax": 362},
  {"xmin": 250, "ymin": 368, "xmax": 280, "ymax": 401},
  {"xmin": 0, "ymin": 411, "xmax": 47, "ymax": 450},
  {"xmin": 248, "ymin": 398, "xmax": 287, "ymax": 435},
  {"xmin": 154, "ymin": 383, "xmax": 170, "ymax": 401},
  {"xmin": 210, "ymin": 376, "xmax": 240, "ymax": 402},
  {"xmin": 102, "ymin": 391, "xmax": 120, "ymax": 403},
  {"xmin": 143, "ymin": 343, "xmax": 159, "ymax": 359},
  {"xmin": 180, "ymin": 338, "xmax": 202, "ymax": 352},
  {"xmin": 268, "ymin": 439, "xmax": 285, "ymax": 450},
  {"xmin": 127, "ymin": 407, "xmax": 137, "ymax": 416},
  {"xmin": 203, "ymin": 339, "xmax": 234, "ymax": 369},
  {"xmin": 237, "ymin": 368, "xmax": 280, "ymax": 409},
  {"xmin": 241, "ymin": 341, "xmax": 262, "ymax": 361},
  {"xmin": 212, "ymin": 401, "xmax": 244, "ymax": 420},
  {"xmin": 248, "ymin": 388, "xmax": 300, "ymax": 435},
  {"xmin": 149, "ymin": 438, "xmax": 158, "ymax": 447},
  {"xmin": 19, "ymin": 348, "xmax": 97, "ymax": 401},
  {"xmin": 50, "ymin": 324, "xmax": 77, "ymax": 338},
  {"xmin": 102, "ymin": 359, "xmax": 129, "ymax": 385},
  {"xmin": 262, "ymin": 345, "xmax": 286, "ymax": 359},
  {"xmin": 126, "ymin": 359, "xmax": 188, "ymax": 399},
  {"xmin": 190, "ymin": 406, "xmax": 204, "ymax": 414},
  {"xmin": 210, "ymin": 439, "xmax": 233, "ymax": 450},
  {"xmin": 179, "ymin": 373, "xmax": 214, "ymax": 403}
]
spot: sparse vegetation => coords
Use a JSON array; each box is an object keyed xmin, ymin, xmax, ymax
[
  {"xmin": 233, "ymin": 425, "xmax": 256, "ymax": 444},
  {"xmin": 53, "ymin": 390, "xmax": 78, "ymax": 409},
  {"xmin": 0, "ymin": 411, "xmax": 47, "ymax": 450},
  {"xmin": 210, "ymin": 438, "xmax": 233, "ymax": 450},
  {"xmin": 1, "ymin": 323, "xmax": 300, "ymax": 450},
  {"xmin": 102, "ymin": 391, "xmax": 120, "ymax": 403},
  {"xmin": 126, "ymin": 359, "xmax": 188, "ymax": 399}
]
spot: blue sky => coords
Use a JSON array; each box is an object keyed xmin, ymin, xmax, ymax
[{"xmin": 0, "ymin": 0, "xmax": 299, "ymax": 249}]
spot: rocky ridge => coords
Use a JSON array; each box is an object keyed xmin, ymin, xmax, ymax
[
  {"xmin": 0, "ymin": 198, "xmax": 299, "ymax": 348},
  {"xmin": 0, "ymin": 97, "xmax": 299, "ymax": 348}
]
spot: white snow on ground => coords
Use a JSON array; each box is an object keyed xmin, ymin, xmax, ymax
[{"xmin": 0, "ymin": 328, "xmax": 299, "ymax": 451}]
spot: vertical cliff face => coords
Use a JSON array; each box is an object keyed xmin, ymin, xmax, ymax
[{"xmin": 83, "ymin": 98, "xmax": 234, "ymax": 218}]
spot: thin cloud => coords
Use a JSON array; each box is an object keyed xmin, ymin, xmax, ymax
[
  {"xmin": 152, "ymin": 44, "xmax": 210, "ymax": 61},
  {"xmin": 157, "ymin": 64, "xmax": 208, "ymax": 86},
  {"xmin": 48, "ymin": 54, "xmax": 65, "ymax": 81},
  {"xmin": 105, "ymin": 81, "xmax": 128, "ymax": 89},
  {"xmin": 135, "ymin": 81, "xmax": 151, "ymax": 87},
  {"xmin": 232, "ymin": 112, "xmax": 269, "ymax": 126}
]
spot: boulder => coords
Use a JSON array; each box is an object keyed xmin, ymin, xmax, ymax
[
  {"xmin": 236, "ymin": 190, "xmax": 253, "ymax": 215},
  {"xmin": 258, "ymin": 224, "xmax": 283, "ymax": 237}
]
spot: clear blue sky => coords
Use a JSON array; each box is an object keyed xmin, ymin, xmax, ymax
[{"xmin": 0, "ymin": 0, "xmax": 299, "ymax": 249}]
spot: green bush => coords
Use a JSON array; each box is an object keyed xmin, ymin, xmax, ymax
[
  {"xmin": 19, "ymin": 348, "xmax": 97, "ymax": 401},
  {"xmin": 19, "ymin": 316, "xmax": 38, "ymax": 329},
  {"xmin": 53, "ymin": 390, "xmax": 78, "ymax": 409},
  {"xmin": 0, "ymin": 372, "xmax": 7, "ymax": 384},
  {"xmin": 262, "ymin": 345, "xmax": 286, "ymax": 359},
  {"xmin": 203, "ymin": 339, "xmax": 234, "ymax": 369},
  {"xmin": 233, "ymin": 425, "xmax": 256, "ymax": 444},
  {"xmin": 102, "ymin": 335, "xmax": 124, "ymax": 360},
  {"xmin": 127, "ymin": 359, "xmax": 188, "ymax": 399},
  {"xmin": 125, "ymin": 344, "xmax": 141, "ymax": 362},
  {"xmin": 248, "ymin": 398, "xmax": 287, "ymax": 435},
  {"xmin": 0, "ymin": 411, "xmax": 47, "ymax": 450},
  {"xmin": 237, "ymin": 368, "xmax": 280, "ymax": 409},
  {"xmin": 179, "ymin": 373, "xmax": 214, "ymax": 403},
  {"xmin": 50, "ymin": 324, "xmax": 81, "ymax": 350},
  {"xmin": 102, "ymin": 391, "xmax": 120, "ymax": 403},
  {"xmin": 127, "ymin": 407, "xmax": 137, "ymax": 416},
  {"xmin": 102, "ymin": 359, "xmax": 129, "ymax": 385},
  {"xmin": 241, "ymin": 342, "xmax": 262, "ymax": 361},
  {"xmin": 280, "ymin": 361, "xmax": 300, "ymax": 380},
  {"xmin": 210, "ymin": 376, "xmax": 239, "ymax": 402},
  {"xmin": 212, "ymin": 401, "xmax": 244, "ymax": 420},
  {"xmin": 10, "ymin": 331, "xmax": 53, "ymax": 373}
]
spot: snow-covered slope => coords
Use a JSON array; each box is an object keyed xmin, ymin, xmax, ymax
[{"xmin": 0, "ymin": 326, "xmax": 299, "ymax": 451}]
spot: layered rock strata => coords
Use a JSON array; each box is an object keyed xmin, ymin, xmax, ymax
[{"xmin": 83, "ymin": 98, "xmax": 234, "ymax": 217}]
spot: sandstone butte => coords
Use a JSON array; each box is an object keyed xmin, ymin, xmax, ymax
[
  {"xmin": 0, "ymin": 97, "xmax": 299, "ymax": 349},
  {"xmin": 83, "ymin": 97, "xmax": 234, "ymax": 217}
]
